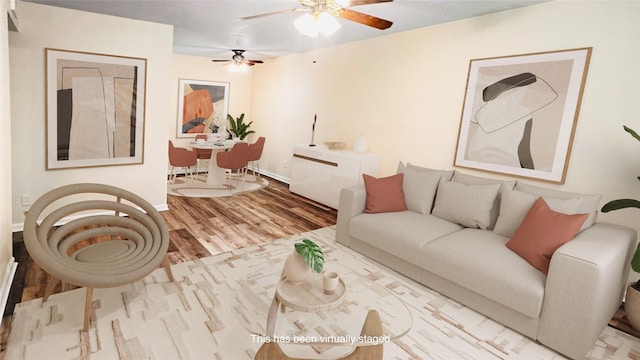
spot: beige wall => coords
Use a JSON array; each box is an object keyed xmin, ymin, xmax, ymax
[
  {"xmin": 5, "ymin": 1, "xmax": 640, "ymax": 278},
  {"xmin": 1, "ymin": 0, "xmax": 16, "ymax": 308},
  {"xmin": 251, "ymin": 0, "xmax": 640, "ymax": 232},
  {"xmin": 168, "ymin": 54, "xmax": 255, "ymax": 150},
  {"xmin": 9, "ymin": 1, "xmax": 173, "ymax": 228}
]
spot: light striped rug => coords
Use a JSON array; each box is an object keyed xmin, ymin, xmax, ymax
[
  {"xmin": 5, "ymin": 226, "xmax": 640, "ymax": 359},
  {"xmin": 167, "ymin": 173, "xmax": 268, "ymax": 198}
]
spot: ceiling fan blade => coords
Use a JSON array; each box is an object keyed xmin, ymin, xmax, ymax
[
  {"xmin": 247, "ymin": 60, "xmax": 264, "ymax": 64},
  {"xmin": 211, "ymin": 59, "xmax": 230, "ymax": 63},
  {"xmin": 339, "ymin": 8, "xmax": 392, "ymax": 30},
  {"xmin": 343, "ymin": 0, "xmax": 392, "ymax": 6},
  {"xmin": 240, "ymin": 8, "xmax": 303, "ymax": 21}
]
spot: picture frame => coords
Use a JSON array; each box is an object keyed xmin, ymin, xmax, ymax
[
  {"xmin": 45, "ymin": 48, "xmax": 147, "ymax": 170},
  {"xmin": 454, "ymin": 47, "xmax": 592, "ymax": 183},
  {"xmin": 176, "ymin": 79, "xmax": 230, "ymax": 138}
]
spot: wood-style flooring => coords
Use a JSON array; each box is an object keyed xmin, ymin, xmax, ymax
[{"xmin": 0, "ymin": 176, "xmax": 337, "ymax": 355}]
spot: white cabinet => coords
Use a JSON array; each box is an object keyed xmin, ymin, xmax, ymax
[{"xmin": 290, "ymin": 144, "xmax": 381, "ymax": 209}]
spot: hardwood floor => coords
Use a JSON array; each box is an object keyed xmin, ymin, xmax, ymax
[{"xmin": 0, "ymin": 176, "xmax": 337, "ymax": 354}]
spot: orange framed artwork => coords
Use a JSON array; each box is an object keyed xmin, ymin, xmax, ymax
[{"xmin": 176, "ymin": 79, "xmax": 230, "ymax": 138}]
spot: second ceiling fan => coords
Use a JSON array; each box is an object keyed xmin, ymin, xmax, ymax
[
  {"xmin": 211, "ymin": 50, "xmax": 264, "ymax": 66},
  {"xmin": 241, "ymin": 0, "xmax": 393, "ymax": 31}
]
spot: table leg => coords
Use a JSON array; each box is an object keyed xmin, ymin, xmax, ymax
[
  {"xmin": 206, "ymin": 149, "xmax": 227, "ymax": 185},
  {"xmin": 266, "ymin": 294, "xmax": 280, "ymax": 337}
]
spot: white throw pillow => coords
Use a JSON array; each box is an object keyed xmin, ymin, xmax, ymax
[
  {"xmin": 398, "ymin": 166, "xmax": 441, "ymax": 214},
  {"xmin": 452, "ymin": 171, "xmax": 516, "ymax": 229},
  {"xmin": 397, "ymin": 162, "xmax": 454, "ymax": 215},
  {"xmin": 515, "ymin": 182, "xmax": 601, "ymax": 231},
  {"xmin": 493, "ymin": 188, "xmax": 583, "ymax": 238},
  {"xmin": 432, "ymin": 180, "xmax": 502, "ymax": 229}
]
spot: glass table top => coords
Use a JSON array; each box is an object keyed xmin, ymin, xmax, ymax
[{"xmin": 228, "ymin": 247, "xmax": 413, "ymax": 359}]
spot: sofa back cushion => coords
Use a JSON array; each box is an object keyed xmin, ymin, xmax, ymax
[
  {"xmin": 515, "ymin": 182, "xmax": 601, "ymax": 231},
  {"xmin": 432, "ymin": 180, "xmax": 501, "ymax": 229},
  {"xmin": 451, "ymin": 172, "xmax": 516, "ymax": 229},
  {"xmin": 397, "ymin": 162, "xmax": 453, "ymax": 215}
]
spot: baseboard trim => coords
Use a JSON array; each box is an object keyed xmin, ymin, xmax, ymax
[
  {"xmin": 0, "ymin": 258, "xmax": 18, "ymax": 316},
  {"xmin": 259, "ymin": 169, "xmax": 289, "ymax": 184}
]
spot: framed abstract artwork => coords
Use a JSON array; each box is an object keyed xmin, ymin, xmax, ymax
[
  {"xmin": 176, "ymin": 79, "xmax": 230, "ymax": 138},
  {"xmin": 454, "ymin": 47, "xmax": 592, "ymax": 183},
  {"xmin": 45, "ymin": 48, "xmax": 147, "ymax": 170}
]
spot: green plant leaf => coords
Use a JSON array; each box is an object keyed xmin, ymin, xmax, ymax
[
  {"xmin": 632, "ymin": 243, "xmax": 640, "ymax": 273},
  {"xmin": 227, "ymin": 113, "xmax": 253, "ymax": 140},
  {"xmin": 294, "ymin": 239, "xmax": 324, "ymax": 273}
]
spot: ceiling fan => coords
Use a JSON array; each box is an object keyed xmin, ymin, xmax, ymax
[
  {"xmin": 211, "ymin": 50, "xmax": 264, "ymax": 66},
  {"xmin": 241, "ymin": 0, "xmax": 393, "ymax": 30}
]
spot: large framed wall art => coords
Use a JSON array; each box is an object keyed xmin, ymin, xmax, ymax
[
  {"xmin": 46, "ymin": 48, "xmax": 147, "ymax": 170},
  {"xmin": 176, "ymin": 79, "xmax": 230, "ymax": 138},
  {"xmin": 454, "ymin": 47, "xmax": 592, "ymax": 183}
]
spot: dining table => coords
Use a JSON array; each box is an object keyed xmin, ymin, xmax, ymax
[{"xmin": 189, "ymin": 139, "xmax": 240, "ymax": 186}]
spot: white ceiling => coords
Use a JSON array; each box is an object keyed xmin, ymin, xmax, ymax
[{"xmin": 23, "ymin": 0, "xmax": 547, "ymax": 62}]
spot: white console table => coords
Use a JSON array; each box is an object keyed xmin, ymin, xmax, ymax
[{"xmin": 289, "ymin": 144, "xmax": 381, "ymax": 209}]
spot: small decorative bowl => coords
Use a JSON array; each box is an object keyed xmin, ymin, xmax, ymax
[{"xmin": 324, "ymin": 141, "xmax": 346, "ymax": 150}]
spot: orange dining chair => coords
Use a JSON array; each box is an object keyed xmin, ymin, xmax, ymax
[
  {"xmin": 247, "ymin": 136, "xmax": 266, "ymax": 179},
  {"xmin": 194, "ymin": 134, "xmax": 212, "ymax": 174},
  {"xmin": 168, "ymin": 140, "xmax": 197, "ymax": 185},
  {"xmin": 216, "ymin": 142, "xmax": 249, "ymax": 192}
]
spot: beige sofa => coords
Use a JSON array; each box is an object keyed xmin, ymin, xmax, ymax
[{"xmin": 336, "ymin": 164, "xmax": 637, "ymax": 359}]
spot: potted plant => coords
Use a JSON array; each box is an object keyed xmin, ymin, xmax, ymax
[
  {"xmin": 601, "ymin": 125, "xmax": 640, "ymax": 330},
  {"xmin": 282, "ymin": 239, "xmax": 324, "ymax": 284},
  {"xmin": 227, "ymin": 113, "xmax": 255, "ymax": 140}
]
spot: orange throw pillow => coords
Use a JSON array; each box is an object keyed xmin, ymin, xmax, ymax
[
  {"xmin": 362, "ymin": 173, "xmax": 408, "ymax": 213},
  {"xmin": 506, "ymin": 197, "xmax": 588, "ymax": 275}
]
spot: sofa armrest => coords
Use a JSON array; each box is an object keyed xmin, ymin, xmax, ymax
[
  {"xmin": 537, "ymin": 222, "xmax": 637, "ymax": 359},
  {"xmin": 336, "ymin": 184, "xmax": 367, "ymax": 247}
]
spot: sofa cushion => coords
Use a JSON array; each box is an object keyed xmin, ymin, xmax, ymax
[
  {"xmin": 420, "ymin": 228, "xmax": 546, "ymax": 318},
  {"xmin": 349, "ymin": 211, "xmax": 462, "ymax": 266},
  {"xmin": 402, "ymin": 162, "xmax": 455, "ymax": 181},
  {"xmin": 493, "ymin": 188, "xmax": 582, "ymax": 238},
  {"xmin": 397, "ymin": 163, "xmax": 443, "ymax": 215},
  {"xmin": 452, "ymin": 172, "xmax": 516, "ymax": 229},
  {"xmin": 506, "ymin": 197, "xmax": 588, "ymax": 275},
  {"xmin": 515, "ymin": 182, "xmax": 600, "ymax": 231},
  {"xmin": 432, "ymin": 180, "xmax": 501, "ymax": 229},
  {"xmin": 362, "ymin": 173, "xmax": 407, "ymax": 213}
]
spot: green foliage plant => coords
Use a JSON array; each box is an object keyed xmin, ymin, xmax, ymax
[
  {"xmin": 227, "ymin": 113, "xmax": 255, "ymax": 140},
  {"xmin": 294, "ymin": 239, "xmax": 324, "ymax": 273},
  {"xmin": 601, "ymin": 125, "xmax": 640, "ymax": 283}
]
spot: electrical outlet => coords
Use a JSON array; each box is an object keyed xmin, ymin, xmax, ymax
[{"xmin": 21, "ymin": 194, "xmax": 34, "ymax": 207}]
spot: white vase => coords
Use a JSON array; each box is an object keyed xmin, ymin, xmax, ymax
[
  {"xmin": 626, "ymin": 282, "xmax": 640, "ymax": 331},
  {"xmin": 282, "ymin": 250, "xmax": 311, "ymax": 284},
  {"xmin": 353, "ymin": 135, "xmax": 368, "ymax": 153}
]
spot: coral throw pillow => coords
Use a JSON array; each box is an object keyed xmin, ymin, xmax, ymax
[
  {"xmin": 506, "ymin": 197, "xmax": 588, "ymax": 275},
  {"xmin": 362, "ymin": 173, "xmax": 408, "ymax": 213}
]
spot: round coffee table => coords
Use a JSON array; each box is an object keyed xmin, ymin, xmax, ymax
[{"xmin": 229, "ymin": 245, "xmax": 413, "ymax": 359}]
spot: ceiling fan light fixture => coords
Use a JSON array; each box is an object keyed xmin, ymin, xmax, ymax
[
  {"xmin": 294, "ymin": 12, "xmax": 341, "ymax": 37},
  {"xmin": 227, "ymin": 62, "xmax": 249, "ymax": 72}
]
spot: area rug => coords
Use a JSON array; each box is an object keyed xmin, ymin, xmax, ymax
[
  {"xmin": 5, "ymin": 227, "xmax": 640, "ymax": 359},
  {"xmin": 167, "ymin": 173, "xmax": 268, "ymax": 198}
]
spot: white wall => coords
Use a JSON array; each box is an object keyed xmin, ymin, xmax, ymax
[
  {"xmin": 169, "ymin": 54, "xmax": 254, "ymax": 150},
  {"xmin": 251, "ymin": 1, "xmax": 640, "ymax": 232},
  {"xmin": 9, "ymin": 1, "xmax": 174, "ymax": 229},
  {"xmin": 1, "ymin": 0, "xmax": 17, "ymax": 311}
]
